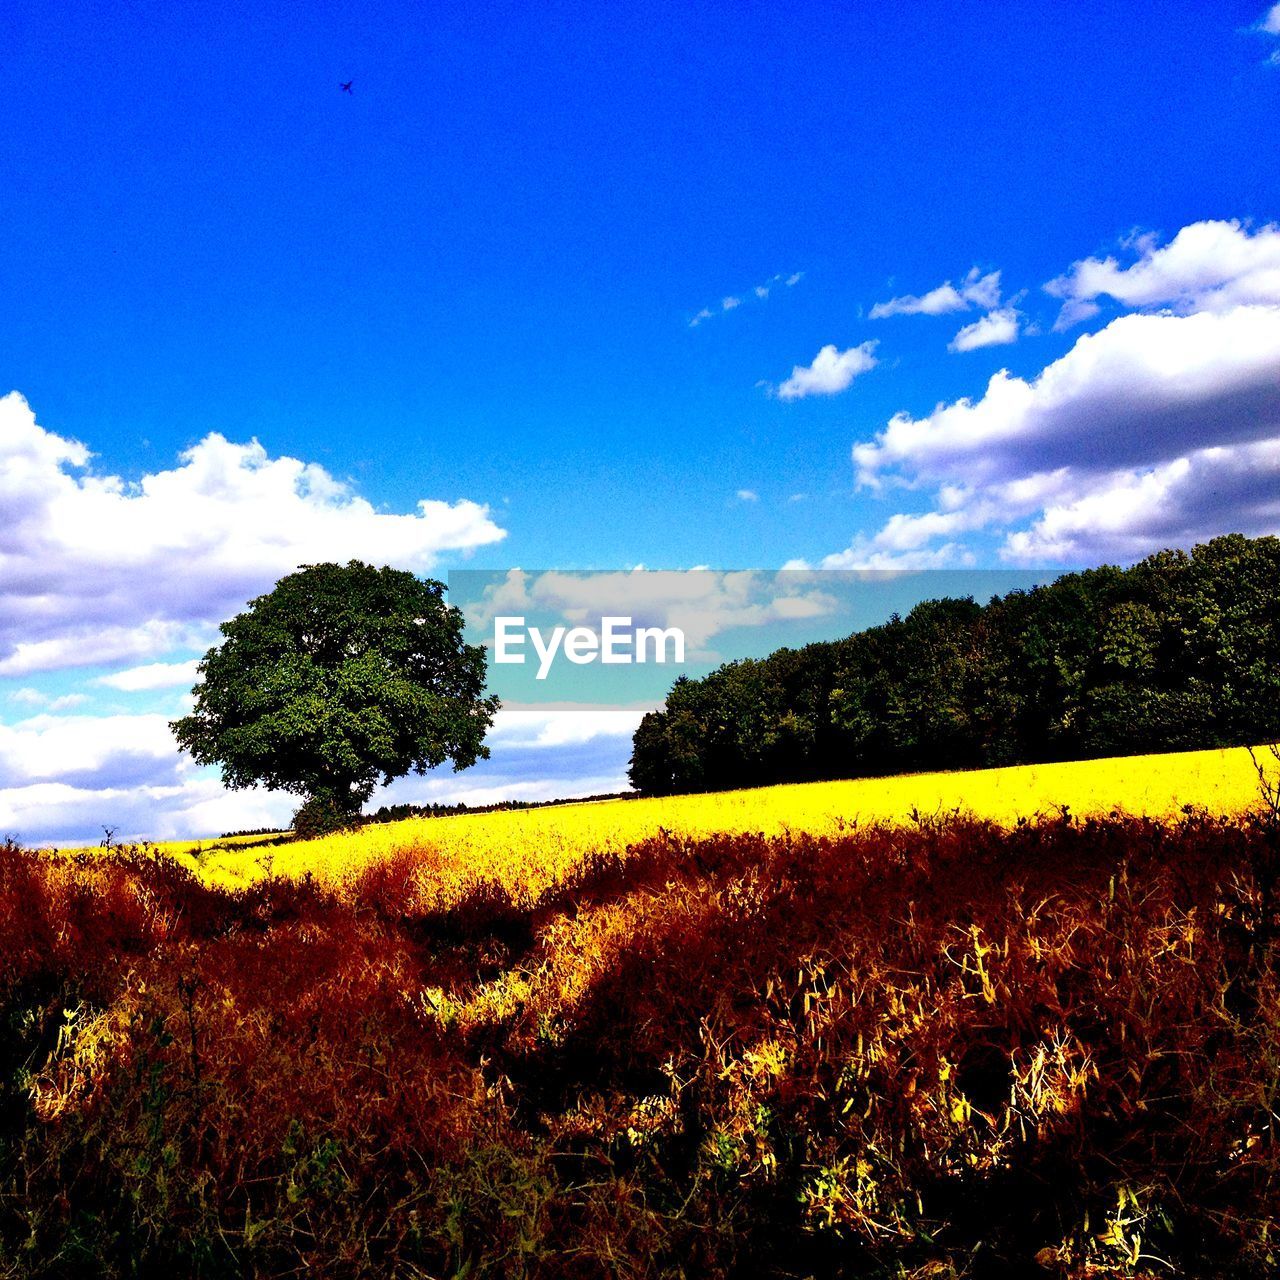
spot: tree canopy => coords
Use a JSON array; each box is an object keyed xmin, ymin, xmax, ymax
[
  {"xmin": 630, "ymin": 534, "xmax": 1280, "ymax": 794},
  {"xmin": 172, "ymin": 561, "xmax": 498, "ymax": 829}
]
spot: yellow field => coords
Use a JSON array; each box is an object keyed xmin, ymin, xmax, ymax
[{"xmin": 56, "ymin": 743, "xmax": 1272, "ymax": 902}]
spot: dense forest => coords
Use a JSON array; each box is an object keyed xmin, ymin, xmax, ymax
[{"xmin": 629, "ymin": 534, "xmax": 1280, "ymax": 795}]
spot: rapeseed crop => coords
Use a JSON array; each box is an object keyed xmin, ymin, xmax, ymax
[{"xmin": 64, "ymin": 743, "xmax": 1268, "ymax": 901}]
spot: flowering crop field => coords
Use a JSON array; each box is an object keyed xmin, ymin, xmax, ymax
[
  {"xmin": 8, "ymin": 745, "xmax": 1279, "ymax": 1277},
  {"xmin": 66, "ymin": 742, "xmax": 1266, "ymax": 899}
]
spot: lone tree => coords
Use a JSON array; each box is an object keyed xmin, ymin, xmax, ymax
[{"xmin": 171, "ymin": 561, "xmax": 498, "ymax": 835}]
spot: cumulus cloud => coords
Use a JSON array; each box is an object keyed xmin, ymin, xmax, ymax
[
  {"xmin": 870, "ymin": 267, "xmax": 1001, "ymax": 319},
  {"xmin": 0, "ymin": 712, "xmax": 182, "ymax": 792},
  {"xmin": 816, "ymin": 539, "xmax": 976, "ymax": 571},
  {"xmin": 1263, "ymin": 4, "xmax": 1280, "ymax": 64},
  {"xmin": 0, "ymin": 393, "xmax": 506, "ymax": 676},
  {"xmin": 96, "ymin": 660, "xmax": 202, "ymax": 692},
  {"xmin": 369, "ymin": 732, "xmax": 638, "ymax": 817},
  {"xmin": 1045, "ymin": 220, "xmax": 1280, "ymax": 328},
  {"xmin": 839, "ymin": 297, "xmax": 1280, "ymax": 566},
  {"xmin": 776, "ymin": 341, "xmax": 878, "ymax": 400},
  {"xmin": 0, "ymin": 622, "xmax": 210, "ymax": 679},
  {"xmin": 948, "ymin": 308, "xmax": 1021, "ymax": 352},
  {"xmin": 485, "ymin": 705, "xmax": 651, "ymax": 751},
  {"xmin": 811, "ymin": 505, "xmax": 995, "ymax": 570},
  {"xmin": 377, "ymin": 768, "xmax": 632, "ymax": 815},
  {"xmin": 1005, "ymin": 439, "xmax": 1280, "ymax": 562},
  {"xmin": 0, "ymin": 709, "xmax": 299, "ymax": 843},
  {"xmin": 0, "ymin": 776, "xmax": 298, "ymax": 849},
  {"xmin": 0, "ymin": 705, "xmax": 647, "ymax": 846},
  {"xmin": 1050, "ymin": 298, "xmax": 1102, "ymax": 332},
  {"xmin": 854, "ymin": 306, "xmax": 1280, "ymax": 491}
]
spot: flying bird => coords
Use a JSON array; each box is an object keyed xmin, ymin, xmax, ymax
[{"xmin": 340, "ymin": 81, "xmax": 353, "ymax": 94}]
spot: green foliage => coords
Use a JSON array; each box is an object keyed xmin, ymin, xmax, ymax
[
  {"xmin": 171, "ymin": 561, "xmax": 499, "ymax": 825},
  {"xmin": 289, "ymin": 794, "xmax": 357, "ymax": 840},
  {"xmin": 631, "ymin": 533, "xmax": 1280, "ymax": 794}
]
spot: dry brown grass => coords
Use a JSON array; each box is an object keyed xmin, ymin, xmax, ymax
[{"xmin": 2, "ymin": 804, "xmax": 1278, "ymax": 1276}]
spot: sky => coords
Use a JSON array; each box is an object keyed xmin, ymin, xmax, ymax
[{"xmin": 4, "ymin": 1, "xmax": 1280, "ymax": 843}]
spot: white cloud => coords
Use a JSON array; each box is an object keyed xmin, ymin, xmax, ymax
[
  {"xmin": 0, "ymin": 776, "xmax": 297, "ymax": 849},
  {"xmin": 816, "ymin": 506, "xmax": 989, "ymax": 570},
  {"xmin": 486, "ymin": 705, "xmax": 650, "ymax": 750},
  {"xmin": 468, "ymin": 568, "xmax": 837, "ymax": 652},
  {"xmin": 355, "ymin": 707, "xmax": 646, "ymax": 818},
  {"xmin": 776, "ymin": 341, "xmax": 878, "ymax": 400},
  {"xmin": 379, "ymin": 772, "xmax": 633, "ymax": 814},
  {"xmin": 689, "ymin": 272, "xmax": 802, "ymax": 325},
  {"xmin": 735, "ymin": 489, "xmax": 759, "ymax": 502},
  {"xmin": 948, "ymin": 308, "xmax": 1021, "ymax": 352},
  {"xmin": 0, "ymin": 393, "xmax": 506, "ymax": 676},
  {"xmin": 817, "ymin": 541, "xmax": 975, "ymax": 571},
  {"xmin": 1045, "ymin": 220, "xmax": 1280, "ymax": 327},
  {"xmin": 48, "ymin": 694, "xmax": 88, "ymax": 711},
  {"xmin": 0, "ymin": 712, "xmax": 182, "ymax": 791},
  {"xmin": 872, "ymin": 283, "xmax": 965, "ymax": 318},
  {"xmin": 96, "ymin": 660, "xmax": 202, "ymax": 692},
  {"xmin": 854, "ymin": 306, "xmax": 1280, "ymax": 490},
  {"xmin": 0, "ymin": 622, "xmax": 211, "ymax": 678},
  {"xmin": 6, "ymin": 689, "xmax": 89, "ymax": 711},
  {"xmin": 870, "ymin": 267, "xmax": 1001, "ymax": 319},
  {"xmin": 1005, "ymin": 438, "xmax": 1280, "ymax": 562},
  {"xmin": 858, "ymin": 507, "xmax": 992, "ymax": 554},
  {"xmin": 1260, "ymin": 3, "xmax": 1280, "ymax": 35},
  {"xmin": 0, "ymin": 705, "xmax": 647, "ymax": 847},
  {"xmin": 1051, "ymin": 298, "xmax": 1102, "ymax": 332},
  {"xmin": 839, "ymin": 298, "xmax": 1280, "ymax": 566}
]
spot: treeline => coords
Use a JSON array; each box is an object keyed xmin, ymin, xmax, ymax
[
  {"xmin": 630, "ymin": 534, "xmax": 1280, "ymax": 794},
  {"xmin": 221, "ymin": 795, "xmax": 635, "ymax": 843},
  {"xmin": 358, "ymin": 792, "xmax": 634, "ymax": 827}
]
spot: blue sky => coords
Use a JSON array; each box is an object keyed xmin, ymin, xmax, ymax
[{"xmin": 4, "ymin": 2, "xmax": 1280, "ymax": 842}]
